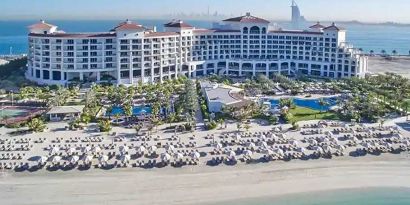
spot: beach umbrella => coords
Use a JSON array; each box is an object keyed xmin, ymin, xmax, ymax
[
  {"xmin": 325, "ymin": 131, "xmax": 333, "ymax": 136},
  {"xmin": 66, "ymin": 147, "xmax": 76, "ymax": 155},
  {"xmin": 245, "ymin": 142, "xmax": 256, "ymax": 149},
  {"xmin": 402, "ymin": 140, "xmax": 410, "ymax": 146},
  {"xmin": 37, "ymin": 156, "xmax": 48, "ymax": 164},
  {"xmin": 148, "ymin": 145, "xmax": 158, "ymax": 153},
  {"xmin": 322, "ymin": 145, "xmax": 333, "ymax": 153},
  {"xmin": 120, "ymin": 154, "xmax": 131, "ymax": 164},
  {"xmin": 308, "ymin": 139, "xmax": 318, "ymax": 145},
  {"xmin": 234, "ymin": 134, "xmax": 241, "ymax": 141},
  {"xmin": 335, "ymin": 144, "xmax": 345, "ymax": 151},
  {"xmin": 82, "ymin": 146, "xmax": 92, "ymax": 153},
  {"xmin": 226, "ymin": 150, "xmax": 236, "ymax": 159},
  {"xmin": 361, "ymin": 142, "xmax": 372, "ymax": 149},
  {"xmin": 214, "ymin": 143, "xmax": 223, "ymax": 149},
  {"xmin": 137, "ymin": 145, "xmax": 146, "ymax": 153},
  {"xmin": 83, "ymin": 155, "xmax": 93, "ymax": 164},
  {"xmin": 69, "ymin": 155, "xmax": 79, "ymax": 164},
  {"xmin": 49, "ymin": 155, "xmax": 61, "ymax": 163},
  {"xmin": 173, "ymin": 153, "xmax": 184, "ymax": 161},
  {"xmin": 161, "ymin": 153, "xmax": 171, "ymax": 162},
  {"xmin": 165, "ymin": 144, "xmax": 175, "ymax": 153},
  {"xmin": 259, "ymin": 141, "xmax": 269, "ymax": 149},
  {"xmin": 50, "ymin": 147, "xmax": 60, "ymax": 155},
  {"xmin": 92, "ymin": 146, "xmax": 101, "ymax": 154},
  {"xmin": 273, "ymin": 148, "xmax": 284, "ymax": 156},
  {"xmin": 264, "ymin": 149, "xmax": 274, "ymax": 156},
  {"xmin": 119, "ymin": 145, "xmax": 129, "ymax": 153},
  {"xmin": 98, "ymin": 155, "xmax": 109, "ymax": 164},
  {"xmin": 243, "ymin": 150, "xmax": 253, "ymax": 158},
  {"xmin": 289, "ymin": 140, "xmax": 298, "ymax": 147},
  {"xmin": 297, "ymin": 147, "xmax": 306, "ymax": 153},
  {"xmin": 190, "ymin": 152, "xmax": 201, "ymax": 160},
  {"xmin": 313, "ymin": 146, "xmax": 323, "ymax": 153}
]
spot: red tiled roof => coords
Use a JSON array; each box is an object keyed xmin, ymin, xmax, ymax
[
  {"xmin": 164, "ymin": 20, "xmax": 193, "ymax": 28},
  {"xmin": 323, "ymin": 23, "xmax": 345, "ymax": 31},
  {"xmin": 28, "ymin": 33, "xmax": 116, "ymax": 38},
  {"xmin": 28, "ymin": 20, "xmax": 56, "ymax": 30},
  {"xmin": 309, "ymin": 22, "xmax": 326, "ymax": 29},
  {"xmin": 223, "ymin": 13, "xmax": 270, "ymax": 24},
  {"xmin": 144, "ymin": 32, "xmax": 179, "ymax": 37},
  {"xmin": 111, "ymin": 20, "xmax": 144, "ymax": 31}
]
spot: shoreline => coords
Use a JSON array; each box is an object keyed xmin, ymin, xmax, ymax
[{"xmin": 1, "ymin": 154, "xmax": 410, "ymax": 205}]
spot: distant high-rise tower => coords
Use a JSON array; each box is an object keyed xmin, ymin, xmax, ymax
[{"xmin": 291, "ymin": 0, "xmax": 301, "ymax": 29}]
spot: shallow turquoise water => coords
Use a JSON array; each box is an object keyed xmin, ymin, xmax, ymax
[{"xmin": 215, "ymin": 187, "xmax": 410, "ymax": 205}]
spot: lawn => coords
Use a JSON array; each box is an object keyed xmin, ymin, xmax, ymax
[{"xmin": 289, "ymin": 106, "xmax": 339, "ymax": 122}]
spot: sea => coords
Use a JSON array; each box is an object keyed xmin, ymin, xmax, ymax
[
  {"xmin": 212, "ymin": 187, "xmax": 410, "ymax": 205},
  {"xmin": 1, "ymin": 19, "xmax": 410, "ymax": 55}
]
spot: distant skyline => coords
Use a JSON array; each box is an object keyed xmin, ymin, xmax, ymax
[{"xmin": 2, "ymin": 0, "xmax": 410, "ymax": 23}]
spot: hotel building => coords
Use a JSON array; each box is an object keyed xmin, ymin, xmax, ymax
[{"xmin": 27, "ymin": 13, "xmax": 368, "ymax": 86}]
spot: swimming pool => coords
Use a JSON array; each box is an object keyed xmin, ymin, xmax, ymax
[
  {"xmin": 0, "ymin": 108, "xmax": 28, "ymax": 119},
  {"xmin": 107, "ymin": 106, "xmax": 152, "ymax": 116},
  {"xmin": 270, "ymin": 97, "xmax": 338, "ymax": 111}
]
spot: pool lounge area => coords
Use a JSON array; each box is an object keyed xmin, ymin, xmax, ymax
[{"xmin": 269, "ymin": 97, "xmax": 338, "ymax": 111}]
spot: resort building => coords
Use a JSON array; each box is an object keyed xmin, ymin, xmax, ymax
[{"xmin": 27, "ymin": 13, "xmax": 368, "ymax": 86}]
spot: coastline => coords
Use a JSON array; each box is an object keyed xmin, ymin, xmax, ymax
[{"xmin": 1, "ymin": 154, "xmax": 410, "ymax": 205}]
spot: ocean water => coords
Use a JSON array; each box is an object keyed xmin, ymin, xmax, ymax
[
  {"xmin": 1, "ymin": 20, "xmax": 410, "ymax": 55},
  {"xmin": 215, "ymin": 187, "xmax": 410, "ymax": 205}
]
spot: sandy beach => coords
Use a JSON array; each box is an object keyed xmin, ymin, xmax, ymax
[
  {"xmin": 368, "ymin": 56, "xmax": 410, "ymax": 78},
  {"xmin": 1, "ymin": 154, "xmax": 410, "ymax": 205}
]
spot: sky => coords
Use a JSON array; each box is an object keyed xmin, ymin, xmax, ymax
[{"xmin": 1, "ymin": 0, "xmax": 410, "ymax": 23}]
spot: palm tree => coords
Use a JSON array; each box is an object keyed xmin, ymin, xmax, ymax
[
  {"xmin": 381, "ymin": 49, "xmax": 387, "ymax": 56},
  {"xmin": 217, "ymin": 118, "xmax": 225, "ymax": 129},
  {"xmin": 369, "ymin": 50, "xmax": 374, "ymax": 56},
  {"xmin": 236, "ymin": 122, "xmax": 242, "ymax": 132},
  {"xmin": 134, "ymin": 123, "xmax": 143, "ymax": 135},
  {"xmin": 27, "ymin": 118, "xmax": 47, "ymax": 132},
  {"xmin": 318, "ymin": 98, "xmax": 329, "ymax": 114},
  {"xmin": 402, "ymin": 100, "xmax": 410, "ymax": 121},
  {"xmin": 244, "ymin": 124, "xmax": 251, "ymax": 132},
  {"xmin": 123, "ymin": 103, "xmax": 133, "ymax": 122}
]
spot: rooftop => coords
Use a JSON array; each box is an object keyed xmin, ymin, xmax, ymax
[
  {"xmin": 47, "ymin": 106, "xmax": 85, "ymax": 115},
  {"xmin": 223, "ymin": 12, "xmax": 270, "ymax": 24},
  {"xmin": 164, "ymin": 20, "xmax": 193, "ymax": 28},
  {"xmin": 28, "ymin": 20, "xmax": 57, "ymax": 30},
  {"xmin": 201, "ymin": 81, "xmax": 241, "ymax": 105},
  {"xmin": 111, "ymin": 20, "xmax": 145, "ymax": 31}
]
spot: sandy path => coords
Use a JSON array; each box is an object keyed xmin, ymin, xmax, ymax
[{"xmin": 1, "ymin": 154, "xmax": 410, "ymax": 205}]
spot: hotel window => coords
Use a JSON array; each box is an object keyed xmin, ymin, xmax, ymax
[
  {"xmin": 90, "ymin": 39, "xmax": 97, "ymax": 44},
  {"xmin": 106, "ymin": 39, "xmax": 113, "ymax": 44},
  {"xmin": 82, "ymin": 39, "xmax": 89, "ymax": 44}
]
